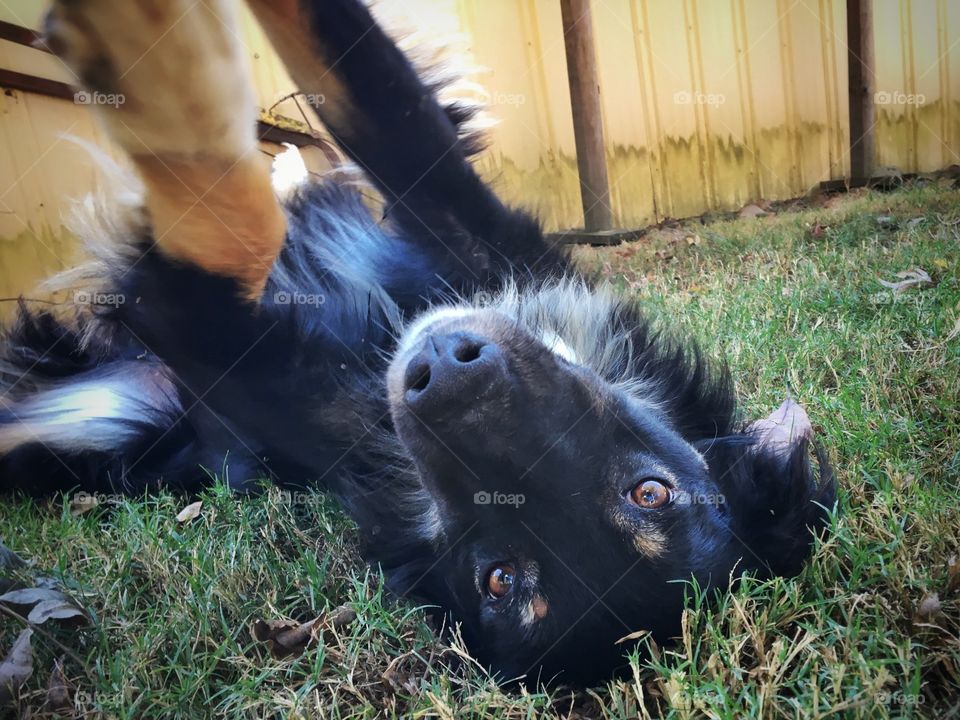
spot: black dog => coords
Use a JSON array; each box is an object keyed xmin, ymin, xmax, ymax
[{"xmin": 0, "ymin": 0, "xmax": 834, "ymax": 684}]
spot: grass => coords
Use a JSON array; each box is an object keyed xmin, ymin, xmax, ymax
[{"xmin": 2, "ymin": 181, "xmax": 959, "ymax": 718}]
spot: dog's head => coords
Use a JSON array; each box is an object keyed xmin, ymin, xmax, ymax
[{"xmin": 383, "ymin": 283, "xmax": 834, "ymax": 684}]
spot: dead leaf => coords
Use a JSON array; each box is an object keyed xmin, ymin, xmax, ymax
[
  {"xmin": 176, "ymin": 501, "xmax": 203, "ymax": 523},
  {"xmin": 43, "ymin": 658, "xmax": 71, "ymax": 714},
  {"xmin": 0, "ymin": 587, "xmax": 73, "ymax": 610},
  {"xmin": 27, "ymin": 598, "xmax": 88, "ymax": 627},
  {"xmin": 946, "ymin": 556, "xmax": 960, "ymax": 595},
  {"xmin": 69, "ymin": 493, "xmax": 99, "ymax": 516},
  {"xmin": 0, "ymin": 587, "xmax": 88, "ymax": 627},
  {"xmin": 0, "ymin": 629, "xmax": 33, "ymax": 702},
  {"xmin": 615, "ymin": 629, "xmax": 650, "ymax": 645},
  {"xmin": 251, "ymin": 616, "xmax": 322, "ymax": 659},
  {"xmin": 381, "ymin": 653, "xmax": 420, "ymax": 695},
  {"xmin": 328, "ymin": 604, "xmax": 356, "ymax": 630},
  {"xmin": 739, "ymin": 204, "xmax": 768, "ymax": 219},
  {"xmin": 915, "ymin": 593, "xmax": 942, "ymax": 621},
  {"xmin": 878, "ymin": 268, "xmax": 934, "ymax": 294}
]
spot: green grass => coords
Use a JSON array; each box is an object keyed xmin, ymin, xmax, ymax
[{"xmin": 2, "ymin": 182, "xmax": 959, "ymax": 718}]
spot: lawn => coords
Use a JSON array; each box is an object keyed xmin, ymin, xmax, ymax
[{"xmin": 1, "ymin": 181, "xmax": 958, "ymax": 718}]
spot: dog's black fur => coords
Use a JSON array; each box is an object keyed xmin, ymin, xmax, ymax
[{"xmin": 0, "ymin": 0, "xmax": 835, "ymax": 684}]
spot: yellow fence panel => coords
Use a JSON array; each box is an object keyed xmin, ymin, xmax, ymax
[
  {"xmin": 874, "ymin": 0, "xmax": 960, "ymax": 173},
  {"xmin": 0, "ymin": 0, "xmax": 957, "ymax": 301}
]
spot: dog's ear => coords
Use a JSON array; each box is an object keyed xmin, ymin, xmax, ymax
[{"xmin": 700, "ymin": 399, "xmax": 836, "ymax": 578}]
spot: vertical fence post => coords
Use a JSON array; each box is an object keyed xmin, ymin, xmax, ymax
[
  {"xmin": 560, "ymin": 0, "xmax": 613, "ymax": 232},
  {"xmin": 847, "ymin": 0, "xmax": 876, "ymax": 180}
]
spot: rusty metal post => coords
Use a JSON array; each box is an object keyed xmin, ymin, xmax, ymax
[
  {"xmin": 847, "ymin": 0, "xmax": 876, "ymax": 180},
  {"xmin": 560, "ymin": 0, "xmax": 613, "ymax": 232}
]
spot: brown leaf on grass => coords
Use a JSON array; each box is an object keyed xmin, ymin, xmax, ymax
[
  {"xmin": 328, "ymin": 604, "xmax": 357, "ymax": 630},
  {"xmin": 946, "ymin": 556, "xmax": 960, "ymax": 595},
  {"xmin": 0, "ymin": 587, "xmax": 89, "ymax": 627},
  {"xmin": 381, "ymin": 653, "xmax": 420, "ymax": 695},
  {"xmin": 878, "ymin": 268, "xmax": 934, "ymax": 294},
  {"xmin": 27, "ymin": 598, "xmax": 89, "ymax": 627},
  {"xmin": 614, "ymin": 629, "xmax": 650, "ymax": 645},
  {"xmin": 0, "ymin": 629, "xmax": 33, "ymax": 702},
  {"xmin": 43, "ymin": 658, "xmax": 71, "ymax": 714},
  {"xmin": 69, "ymin": 493, "xmax": 99, "ymax": 517},
  {"xmin": 251, "ymin": 616, "xmax": 322, "ymax": 659},
  {"xmin": 251, "ymin": 604, "xmax": 356, "ymax": 659},
  {"xmin": 0, "ymin": 587, "xmax": 72, "ymax": 609},
  {"xmin": 915, "ymin": 593, "xmax": 943, "ymax": 623},
  {"xmin": 175, "ymin": 501, "xmax": 203, "ymax": 523},
  {"xmin": 739, "ymin": 203, "xmax": 768, "ymax": 218}
]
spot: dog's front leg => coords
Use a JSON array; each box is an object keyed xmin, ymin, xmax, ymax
[{"xmin": 44, "ymin": 0, "xmax": 285, "ymax": 299}]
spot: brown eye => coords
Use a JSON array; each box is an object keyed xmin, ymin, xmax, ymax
[
  {"xmin": 486, "ymin": 563, "xmax": 516, "ymax": 599},
  {"xmin": 630, "ymin": 479, "xmax": 671, "ymax": 509}
]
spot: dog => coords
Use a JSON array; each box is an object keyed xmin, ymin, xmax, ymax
[{"xmin": 0, "ymin": 0, "xmax": 834, "ymax": 684}]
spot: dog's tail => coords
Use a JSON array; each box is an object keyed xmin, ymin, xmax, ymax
[{"xmin": 0, "ymin": 305, "xmax": 255, "ymax": 497}]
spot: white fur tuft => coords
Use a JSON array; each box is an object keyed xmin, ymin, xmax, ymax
[
  {"xmin": 0, "ymin": 365, "xmax": 179, "ymax": 455},
  {"xmin": 271, "ymin": 143, "xmax": 310, "ymax": 199}
]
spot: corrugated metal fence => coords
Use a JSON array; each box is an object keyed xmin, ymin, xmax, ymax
[
  {"xmin": 1, "ymin": 0, "xmax": 958, "ymax": 301},
  {"xmin": 456, "ymin": 0, "xmax": 958, "ymax": 229}
]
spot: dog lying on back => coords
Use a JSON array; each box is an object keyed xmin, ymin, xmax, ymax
[{"xmin": 0, "ymin": 0, "xmax": 834, "ymax": 683}]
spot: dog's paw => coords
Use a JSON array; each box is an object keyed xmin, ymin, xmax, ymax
[{"xmin": 43, "ymin": 0, "xmax": 255, "ymax": 158}]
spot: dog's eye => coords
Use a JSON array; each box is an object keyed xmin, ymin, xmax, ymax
[
  {"xmin": 629, "ymin": 479, "xmax": 671, "ymax": 508},
  {"xmin": 485, "ymin": 563, "xmax": 516, "ymax": 599}
]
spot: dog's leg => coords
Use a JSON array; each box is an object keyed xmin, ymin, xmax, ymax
[
  {"xmin": 44, "ymin": 0, "xmax": 285, "ymax": 299},
  {"xmin": 245, "ymin": 0, "xmax": 498, "ymax": 231},
  {"xmin": 245, "ymin": 0, "xmax": 567, "ymax": 281}
]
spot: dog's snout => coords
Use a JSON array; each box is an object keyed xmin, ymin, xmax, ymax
[{"xmin": 403, "ymin": 332, "xmax": 499, "ymax": 410}]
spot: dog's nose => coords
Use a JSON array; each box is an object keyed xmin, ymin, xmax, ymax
[{"xmin": 402, "ymin": 332, "xmax": 500, "ymax": 412}]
